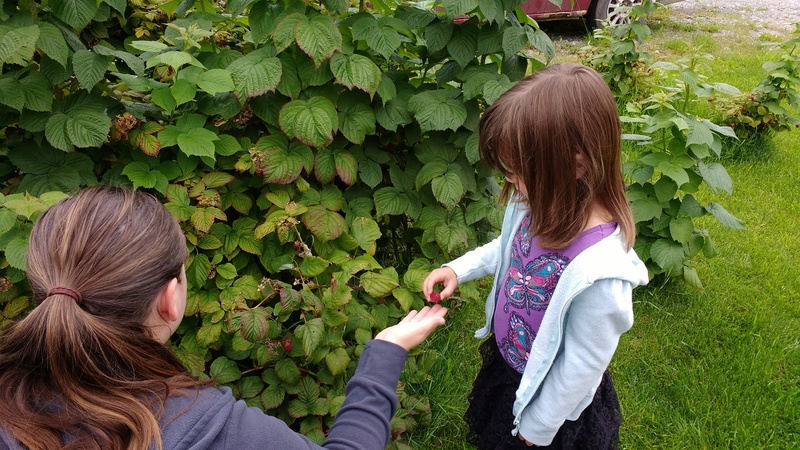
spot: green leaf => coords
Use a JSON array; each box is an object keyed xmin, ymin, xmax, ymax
[
  {"xmin": 171, "ymin": 80, "xmax": 197, "ymax": 106},
  {"xmin": 103, "ymin": 0, "xmax": 127, "ymax": 13},
  {"xmin": 650, "ymin": 239, "xmax": 684, "ymax": 274},
  {"xmin": 62, "ymin": 111, "xmax": 112, "ymax": 149},
  {"xmin": 657, "ymin": 161, "xmax": 690, "ymax": 187},
  {"xmin": 72, "ymin": 50, "xmax": 109, "ymax": 89},
  {"xmin": 669, "ymin": 216, "xmax": 694, "ymax": 244},
  {"xmin": 435, "ymin": 222, "xmax": 468, "ymax": 252},
  {"xmin": 352, "ymin": 16, "xmax": 401, "ymax": 60},
  {"xmin": 129, "ymin": 41, "xmax": 169, "ymax": 53},
  {"xmin": 295, "ymin": 14, "xmax": 341, "ymax": 67},
  {"xmin": 360, "ymin": 270, "xmax": 399, "ymax": 298},
  {"xmin": 50, "ymin": 0, "xmax": 97, "ymax": 29},
  {"xmin": 228, "ymin": 52, "xmax": 282, "ymax": 99},
  {"xmin": 338, "ymin": 100, "xmax": 375, "ymax": 145},
  {"xmin": 273, "ymin": 13, "xmax": 305, "ymax": 53},
  {"xmin": 478, "ymin": 0, "xmax": 503, "ymax": 23},
  {"xmin": 432, "ymin": 172, "xmax": 464, "ymax": 208},
  {"xmin": 196, "ymin": 69, "xmax": 235, "ymax": 95},
  {"xmin": 698, "ymin": 162, "xmax": 732, "ymax": 195},
  {"xmin": 483, "ymin": 79, "xmax": 515, "ymax": 105},
  {"xmin": 394, "ymin": 5, "xmax": 436, "ymax": 28},
  {"xmin": 299, "ymin": 256, "xmax": 330, "ymax": 277},
  {"xmin": 314, "ymin": 149, "xmax": 336, "ymax": 184},
  {"xmin": 706, "ymin": 202, "xmax": 745, "ymax": 230},
  {"xmin": 152, "ymin": 87, "xmax": 178, "ymax": 114},
  {"xmin": 36, "ymin": 23, "xmax": 69, "ymax": 67},
  {"xmin": 425, "ymin": 20, "xmax": 453, "ymax": 53},
  {"xmin": 187, "ymin": 254, "xmax": 211, "ymax": 288},
  {"xmin": 302, "ymin": 206, "xmax": 346, "ymax": 242},
  {"xmin": 299, "ymin": 318, "xmax": 325, "ymax": 356},
  {"xmin": 351, "ymin": 217, "xmax": 381, "ymax": 254},
  {"xmin": 502, "ymin": 26, "xmax": 526, "ymax": 56},
  {"xmin": 279, "ymin": 96, "xmax": 338, "ymax": 148},
  {"xmin": 210, "ymin": 356, "xmax": 242, "ymax": 384},
  {"xmin": 0, "ymin": 25, "xmax": 39, "ymax": 66},
  {"xmin": 373, "ymin": 187, "xmax": 408, "ymax": 217},
  {"xmin": 122, "ymin": 162, "xmax": 158, "ymax": 190},
  {"xmin": 687, "ymin": 120, "xmax": 714, "ymax": 147},
  {"xmin": 325, "ymin": 348, "xmax": 350, "ymax": 376},
  {"xmin": 261, "ymin": 384, "xmax": 285, "ymax": 410},
  {"xmin": 249, "ymin": 0, "xmax": 282, "ymax": 44},
  {"xmin": 631, "ymin": 196, "xmax": 662, "ymax": 223},
  {"xmin": 392, "ymin": 287, "xmax": 414, "ymax": 312},
  {"xmin": 330, "ymin": 52, "xmax": 381, "ymax": 96},
  {"xmin": 216, "ymin": 262, "xmax": 238, "ymax": 279},
  {"xmin": 448, "ymin": 25, "xmax": 478, "ymax": 68},
  {"xmin": 443, "ymin": 0, "xmax": 478, "ymax": 15},
  {"xmin": 0, "ymin": 78, "xmax": 24, "ymax": 111},
  {"xmin": 5, "ymin": 236, "xmax": 28, "ymax": 270},
  {"xmin": 408, "ymin": 89, "xmax": 467, "ymax": 133}
]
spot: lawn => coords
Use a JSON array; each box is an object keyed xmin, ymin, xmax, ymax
[{"xmin": 404, "ymin": 7, "xmax": 800, "ymax": 450}]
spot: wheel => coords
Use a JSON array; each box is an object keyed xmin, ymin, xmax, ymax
[{"xmin": 588, "ymin": 0, "xmax": 643, "ymax": 28}]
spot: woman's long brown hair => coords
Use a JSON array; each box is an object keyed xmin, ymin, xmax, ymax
[
  {"xmin": 0, "ymin": 186, "xmax": 199, "ymax": 449},
  {"xmin": 479, "ymin": 62, "xmax": 635, "ymax": 250}
]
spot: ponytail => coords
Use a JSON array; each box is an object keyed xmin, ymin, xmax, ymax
[{"xmin": 0, "ymin": 186, "xmax": 198, "ymax": 450}]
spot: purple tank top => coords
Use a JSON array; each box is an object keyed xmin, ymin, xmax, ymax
[{"xmin": 494, "ymin": 213, "xmax": 617, "ymax": 373}]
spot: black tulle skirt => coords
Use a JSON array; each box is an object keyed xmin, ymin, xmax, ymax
[{"xmin": 464, "ymin": 337, "xmax": 622, "ymax": 450}]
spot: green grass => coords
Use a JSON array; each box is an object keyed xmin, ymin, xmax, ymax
[{"xmin": 404, "ymin": 9, "xmax": 800, "ymax": 450}]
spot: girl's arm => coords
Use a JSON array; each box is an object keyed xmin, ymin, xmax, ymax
[
  {"xmin": 422, "ymin": 236, "xmax": 503, "ymax": 302},
  {"xmin": 516, "ymin": 278, "xmax": 634, "ymax": 446}
]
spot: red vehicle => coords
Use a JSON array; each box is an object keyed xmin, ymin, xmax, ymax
[{"xmin": 520, "ymin": 0, "xmax": 676, "ymax": 27}]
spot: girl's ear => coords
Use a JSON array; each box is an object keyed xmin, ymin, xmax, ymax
[
  {"xmin": 575, "ymin": 153, "xmax": 588, "ymax": 179},
  {"xmin": 155, "ymin": 278, "xmax": 182, "ymax": 323}
]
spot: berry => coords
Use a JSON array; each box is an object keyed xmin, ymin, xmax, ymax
[
  {"xmin": 283, "ymin": 336, "xmax": 293, "ymax": 353},
  {"xmin": 429, "ymin": 292, "xmax": 441, "ymax": 303}
]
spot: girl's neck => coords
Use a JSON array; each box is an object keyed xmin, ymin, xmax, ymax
[{"xmin": 584, "ymin": 202, "xmax": 612, "ymax": 231}]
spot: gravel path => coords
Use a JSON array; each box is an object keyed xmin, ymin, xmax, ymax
[{"xmin": 669, "ymin": 0, "xmax": 800, "ymax": 37}]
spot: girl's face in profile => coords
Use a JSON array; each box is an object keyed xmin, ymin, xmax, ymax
[{"xmin": 505, "ymin": 174, "xmax": 528, "ymax": 199}]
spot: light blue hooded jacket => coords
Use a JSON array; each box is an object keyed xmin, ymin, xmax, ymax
[{"xmin": 445, "ymin": 200, "xmax": 649, "ymax": 446}]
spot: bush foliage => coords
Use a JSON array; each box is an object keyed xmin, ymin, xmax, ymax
[{"xmin": 1, "ymin": 0, "xmax": 793, "ymax": 444}]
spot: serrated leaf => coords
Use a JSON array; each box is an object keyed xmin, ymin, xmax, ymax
[
  {"xmin": 152, "ymin": 87, "xmax": 177, "ymax": 113},
  {"xmin": 443, "ymin": 0, "xmax": 478, "ymax": 15},
  {"xmin": 657, "ymin": 161, "xmax": 690, "ymax": 187},
  {"xmin": 196, "ymin": 69, "xmax": 235, "ymax": 95},
  {"xmin": 210, "ymin": 356, "xmax": 242, "ymax": 384},
  {"xmin": 302, "ymin": 206, "xmax": 346, "ymax": 242},
  {"xmin": 279, "ymin": 96, "xmax": 337, "ymax": 147},
  {"xmin": 425, "ymin": 20, "xmax": 453, "ymax": 53},
  {"xmin": 299, "ymin": 318, "xmax": 324, "ymax": 356},
  {"xmin": 373, "ymin": 187, "xmax": 408, "ymax": 217},
  {"xmin": 122, "ymin": 162, "xmax": 158, "ymax": 190},
  {"xmin": 351, "ymin": 217, "xmax": 381, "ymax": 254},
  {"xmin": 392, "ymin": 287, "xmax": 414, "ymax": 312},
  {"xmin": 448, "ymin": 25, "xmax": 478, "ymax": 69},
  {"xmin": 72, "ymin": 50, "xmax": 109, "ymax": 89},
  {"xmin": 50, "ymin": 0, "xmax": 97, "ymax": 29},
  {"xmin": 171, "ymin": 79, "xmax": 197, "ymax": 106},
  {"xmin": 299, "ymin": 256, "xmax": 329, "ymax": 277},
  {"xmin": 408, "ymin": 89, "xmax": 467, "ymax": 133},
  {"xmin": 669, "ymin": 216, "xmax": 694, "ymax": 244},
  {"xmin": 261, "ymin": 384, "xmax": 285, "ymax": 410},
  {"xmin": 0, "ymin": 78, "xmax": 23, "ymax": 111},
  {"xmin": 36, "ymin": 23, "xmax": 69, "ymax": 67},
  {"xmin": 650, "ymin": 239, "xmax": 684, "ymax": 274},
  {"xmin": 339, "ymin": 102, "xmax": 375, "ymax": 145},
  {"xmin": 325, "ymin": 348, "xmax": 350, "ymax": 376},
  {"xmin": 698, "ymin": 161, "xmax": 732, "ymax": 195},
  {"xmin": 360, "ymin": 271, "xmax": 399, "ymax": 298},
  {"xmin": 295, "ymin": 14, "xmax": 341, "ymax": 67},
  {"xmin": 330, "ymin": 52, "xmax": 381, "ymax": 96},
  {"xmin": 314, "ymin": 148, "xmax": 336, "ymax": 184},
  {"xmin": 352, "ymin": 17, "xmax": 400, "ymax": 60},
  {"xmin": 432, "ymin": 171, "xmax": 464, "ymax": 208},
  {"xmin": 5, "ymin": 237, "xmax": 28, "ymax": 270},
  {"xmin": 706, "ymin": 202, "xmax": 745, "ymax": 230}
]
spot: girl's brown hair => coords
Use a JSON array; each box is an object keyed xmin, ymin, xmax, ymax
[
  {"xmin": 0, "ymin": 186, "xmax": 198, "ymax": 449},
  {"xmin": 479, "ymin": 62, "xmax": 635, "ymax": 250}
]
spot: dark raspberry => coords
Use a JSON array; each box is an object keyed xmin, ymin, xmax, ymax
[{"xmin": 283, "ymin": 336, "xmax": 293, "ymax": 353}]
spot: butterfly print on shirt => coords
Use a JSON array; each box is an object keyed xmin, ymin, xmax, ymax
[
  {"xmin": 504, "ymin": 249, "xmax": 569, "ymax": 313},
  {"xmin": 499, "ymin": 312, "xmax": 536, "ymax": 373}
]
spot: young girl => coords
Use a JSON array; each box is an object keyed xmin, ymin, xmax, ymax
[
  {"xmin": 423, "ymin": 63, "xmax": 649, "ymax": 449},
  {"xmin": 0, "ymin": 185, "xmax": 447, "ymax": 450}
]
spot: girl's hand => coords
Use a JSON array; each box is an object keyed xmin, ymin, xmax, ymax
[
  {"xmin": 422, "ymin": 267, "xmax": 458, "ymax": 303},
  {"xmin": 518, "ymin": 433, "xmax": 539, "ymax": 447},
  {"xmin": 374, "ymin": 305, "xmax": 448, "ymax": 352}
]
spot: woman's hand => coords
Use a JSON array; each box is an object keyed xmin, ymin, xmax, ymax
[
  {"xmin": 374, "ymin": 305, "xmax": 448, "ymax": 352},
  {"xmin": 422, "ymin": 267, "xmax": 458, "ymax": 302}
]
